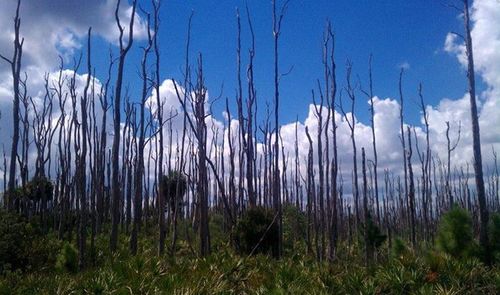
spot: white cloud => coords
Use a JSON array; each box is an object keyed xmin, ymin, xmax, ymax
[
  {"xmin": 0, "ymin": 0, "xmax": 147, "ymax": 73},
  {"xmin": 0, "ymin": 0, "xmax": 499, "ymax": 203}
]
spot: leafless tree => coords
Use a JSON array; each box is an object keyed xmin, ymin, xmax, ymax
[
  {"xmin": 0, "ymin": 0, "xmax": 24, "ymax": 209},
  {"xmin": 445, "ymin": 121, "xmax": 461, "ymax": 207},
  {"xmin": 461, "ymin": 0, "xmax": 490, "ymax": 264},
  {"xmin": 271, "ymin": 0, "xmax": 289, "ymax": 258},
  {"xmin": 110, "ymin": 0, "xmax": 137, "ymax": 252}
]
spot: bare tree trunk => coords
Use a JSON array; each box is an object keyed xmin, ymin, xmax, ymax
[
  {"xmin": 131, "ymin": 11, "xmax": 153, "ymax": 256},
  {"xmin": 445, "ymin": 121, "xmax": 461, "ymax": 207},
  {"xmin": 361, "ymin": 55, "xmax": 380, "ymax": 225},
  {"xmin": 305, "ymin": 126, "xmax": 314, "ymax": 255},
  {"xmin": 407, "ymin": 127, "xmax": 416, "ymax": 248},
  {"xmin": 77, "ymin": 28, "xmax": 92, "ymax": 269},
  {"xmin": 342, "ymin": 62, "xmax": 359, "ymax": 230},
  {"xmin": 246, "ymin": 8, "xmax": 257, "ymax": 208},
  {"xmin": 312, "ymin": 89, "xmax": 325, "ymax": 260},
  {"xmin": 271, "ymin": 0, "xmax": 289, "ymax": 258},
  {"xmin": 327, "ymin": 26, "xmax": 338, "ymax": 261},
  {"xmin": 398, "ymin": 69, "xmax": 409, "ymax": 234},
  {"xmin": 362, "ymin": 148, "xmax": 372, "ymax": 266},
  {"xmin": 462, "ymin": 0, "xmax": 490, "ymax": 264},
  {"xmin": 110, "ymin": 0, "xmax": 137, "ymax": 252},
  {"xmin": 1, "ymin": 0, "xmax": 23, "ymax": 210}
]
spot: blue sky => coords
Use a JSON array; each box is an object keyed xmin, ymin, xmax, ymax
[
  {"xmin": 96, "ymin": 0, "xmax": 478, "ymax": 123},
  {"xmin": 85, "ymin": 0, "xmax": 478, "ymax": 126}
]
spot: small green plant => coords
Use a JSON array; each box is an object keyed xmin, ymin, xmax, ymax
[
  {"xmin": 392, "ymin": 237, "xmax": 409, "ymax": 259},
  {"xmin": 55, "ymin": 242, "xmax": 78, "ymax": 273},
  {"xmin": 235, "ymin": 206, "xmax": 279, "ymax": 256},
  {"xmin": 436, "ymin": 205, "xmax": 475, "ymax": 259}
]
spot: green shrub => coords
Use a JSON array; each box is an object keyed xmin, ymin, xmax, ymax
[
  {"xmin": 0, "ymin": 210, "xmax": 34, "ymax": 273},
  {"xmin": 282, "ymin": 204, "xmax": 306, "ymax": 251},
  {"xmin": 24, "ymin": 176, "xmax": 53, "ymax": 203},
  {"xmin": 366, "ymin": 214, "xmax": 386, "ymax": 250},
  {"xmin": 160, "ymin": 171, "xmax": 187, "ymax": 215},
  {"xmin": 392, "ymin": 237, "xmax": 409, "ymax": 259},
  {"xmin": 235, "ymin": 206, "xmax": 279, "ymax": 256},
  {"xmin": 55, "ymin": 242, "xmax": 78, "ymax": 273},
  {"xmin": 490, "ymin": 213, "xmax": 500, "ymax": 262},
  {"xmin": 436, "ymin": 205, "xmax": 476, "ymax": 259}
]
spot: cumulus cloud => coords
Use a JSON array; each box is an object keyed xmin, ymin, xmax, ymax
[
  {"xmin": 0, "ymin": 0, "xmax": 147, "ymax": 72},
  {"xmin": 0, "ymin": 0, "xmax": 499, "ymax": 202}
]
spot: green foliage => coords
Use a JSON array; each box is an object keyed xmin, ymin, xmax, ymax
[
  {"xmin": 24, "ymin": 176, "xmax": 54, "ymax": 202},
  {"xmin": 392, "ymin": 237, "xmax": 409, "ymax": 259},
  {"xmin": 160, "ymin": 170, "xmax": 188, "ymax": 214},
  {"xmin": 0, "ymin": 235, "xmax": 499, "ymax": 294},
  {"xmin": 490, "ymin": 213, "xmax": 500, "ymax": 262},
  {"xmin": 208, "ymin": 212, "xmax": 228, "ymax": 250},
  {"xmin": 366, "ymin": 213, "xmax": 387, "ymax": 250},
  {"xmin": 0, "ymin": 210, "xmax": 34, "ymax": 273},
  {"xmin": 55, "ymin": 242, "xmax": 78, "ymax": 273},
  {"xmin": 234, "ymin": 206, "xmax": 279, "ymax": 255},
  {"xmin": 1, "ymin": 206, "xmax": 500, "ymax": 294},
  {"xmin": 282, "ymin": 203, "xmax": 307, "ymax": 252},
  {"xmin": 436, "ymin": 205, "xmax": 476, "ymax": 259}
]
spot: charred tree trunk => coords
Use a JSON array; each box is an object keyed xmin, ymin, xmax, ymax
[
  {"xmin": 110, "ymin": 0, "xmax": 137, "ymax": 252},
  {"xmin": 462, "ymin": 0, "xmax": 490, "ymax": 264},
  {"xmin": 1, "ymin": 0, "xmax": 23, "ymax": 210}
]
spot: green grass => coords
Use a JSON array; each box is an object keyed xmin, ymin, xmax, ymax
[{"xmin": 1, "ymin": 229, "xmax": 499, "ymax": 294}]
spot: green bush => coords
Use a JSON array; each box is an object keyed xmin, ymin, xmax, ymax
[
  {"xmin": 392, "ymin": 237, "xmax": 409, "ymax": 259},
  {"xmin": 0, "ymin": 210, "xmax": 34, "ymax": 273},
  {"xmin": 160, "ymin": 171, "xmax": 187, "ymax": 215},
  {"xmin": 366, "ymin": 214, "xmax": 386, "ymax": 250},
  {"xmin": 55, "ymin": 242, "xmax": 78, "ymax": 273},
  {"xmin": 24, "ymin": 176, "xmax": 53, "ymax": 202},
  {"xmin": 436, "ymin": 205, "xmax": 476, "ymax": 259},
  {"xmin": 490, "ymin": 213, "xmax": 500, "ymax": 262},
  {"xmin": 235, "ymin": 206, "xmax": 279, "ymax": 256},
  {"xmin": 282, "ymin": 204, "xmax": 306, "ymax": 252}
]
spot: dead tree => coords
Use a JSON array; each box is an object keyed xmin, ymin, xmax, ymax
[
  {"xmin": 398, "ymin": 68, "xmax": 409, "ymax": 232},
  {"xmin": 341, "ymin": 61, "xmax": 360, "ymax": 229},
  {"xmin": 462, "ymin": 0, "xmax": 490, "ymax": 264},
  {"xmin": 327, "ymin": 25, "xmax": 339, "ymax": 260},
  {"xmin": 110, "ymin": 0, "xmax": 137, "ymax": 252},
  {"xmin": 322, "ymin": 22, "xmax": 332, "ymax": 260},
  {"xmin": 131, "ymin": 9, "xmax": 153, "ymax": 256},
  {"xmin": 226, "ymin": 99, "xmax": 237, "ymax": 223},
  {"xmin": 149, "ymin": 0, "xmax": 168, "ymax": 255},
  {"xmin": 445, "ymin": 121, "xmax": 461, "ymax": 207},
  {"xmin": 0, "ymin": 0, "xmax": 24, "ymax": 210},
  {"xmin": 407, "ymin": 126, "xmax": 416, "ymax": 248},
  {"xmin": 312, "ymin": 88, "xmax": 325, "ymax": 260},
  {"xmin": 361, "ymin": 148, "xmax": 371, "ymax": 265},
  {"xmin": 360, "ymin": 55, "xmax": 380, "ymax": 225},
  {"xmin": 245, "ymin": 6, "xmax": 257, "ymax": 207},
  {"xmin": 19, "ymin": 78, "xmax": 30, "ymax": 188},
  {"xmin": 417, "ymin": 83, "xmax": 431, "ymax": 240},
  {"xmin": 77, "ymin": 28, "xmax": 92, "ymax": 269},
  {"xmin": 271, "ymin": 0, "xmax": 289, "ymax": 258},
  {"xmin": 305, "ymin": 126, "xmax": 314, "ymax": 255}
]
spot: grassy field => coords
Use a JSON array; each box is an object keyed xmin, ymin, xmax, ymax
[{"xmin": 1, "ymin": 213, "xmax": 499, "ymax": 295}]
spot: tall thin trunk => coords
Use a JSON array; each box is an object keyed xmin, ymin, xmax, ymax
[
  {"xmin": 462, "ymin": 0, "xmax": 489, "ymax": 264},
  {"xmin": 1, "ymin": 0, "xmax": 23, "ymax": 210},
  {"xmin": 110, "ymin": 0, "xmax": 137, "ymax": 252}
]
